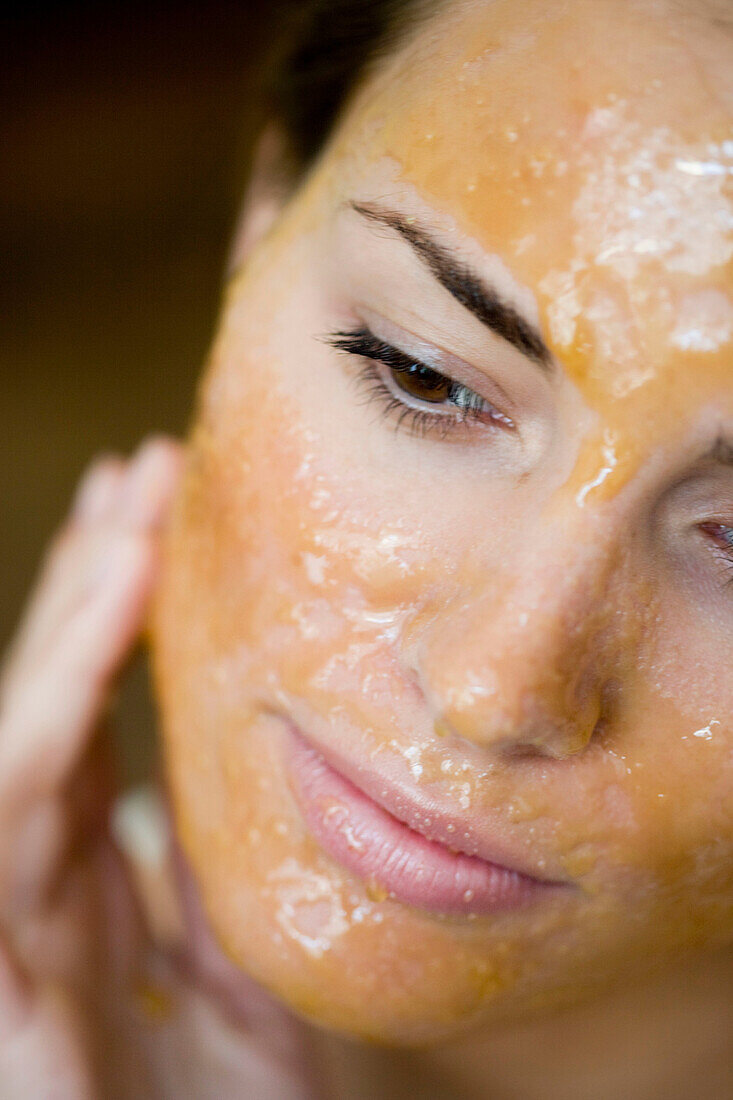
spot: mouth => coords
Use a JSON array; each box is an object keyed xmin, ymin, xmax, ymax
[{"xmin": 285, "ymin": 722, "xmax": 567, "ymax": 916}]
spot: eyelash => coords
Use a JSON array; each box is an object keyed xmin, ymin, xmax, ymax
[
  {"xmin": 326, "ymin": 326, "xmax": 513, "ymax": 439},
  {"xmin": 325, "ymin": 328, "xmax": 733, "ymax": 589},
  {"xmin": 699, "ymin": 522, "xmax": 733, "ymax": 583}
]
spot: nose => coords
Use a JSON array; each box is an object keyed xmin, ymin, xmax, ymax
[{"xmin": 402, "ymin": 519, "xmax": 641, "ymax": 759}]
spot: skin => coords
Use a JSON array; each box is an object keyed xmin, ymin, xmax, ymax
[
  {"xmin": 0, "ymin": 1, "xmax": 730, "ymax": 1095},
  {"xmin": 152, "ymin": 0, "xmax": 733, "ymax": 1048},
  {"xmin": 0, "ymin": 441, "xmax": 317, "ymax": 1098}
]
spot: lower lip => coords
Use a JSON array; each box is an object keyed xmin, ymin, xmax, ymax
[{"xmin": 286, "ymin": 729, "xmax": 549, "ymax": 916}]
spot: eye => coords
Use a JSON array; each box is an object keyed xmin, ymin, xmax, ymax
[
  {"xmin": 392, "ymin": 361, "xmax": 452, "ymax": 404},
  {"xmin": 326, "ymin": 325, "xmax": 514, "ymax": 438},
  {"xmin": 700, "ymin": 522, "xmax": 733, "ymax": 582}
]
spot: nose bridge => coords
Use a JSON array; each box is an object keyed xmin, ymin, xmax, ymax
[{"xmin": 407, "ymin": 520, "xmax": 635, "ymax": 758}]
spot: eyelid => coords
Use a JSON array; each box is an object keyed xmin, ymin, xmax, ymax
[
  {"xmin": 333, "ymin": 332, "xmax": 509, "ymax": 442},
  {"xmin": 338, "ymin": 326, "xmax": 512, "ymax": 428},
  {"xmin": 356, "ymin": 305, "xmax": 519, "ymax": 421}
]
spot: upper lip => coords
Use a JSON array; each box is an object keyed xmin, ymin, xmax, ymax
[{"xmin": 284, "ymin": 717, "xmax": 568, "ymax": 887}]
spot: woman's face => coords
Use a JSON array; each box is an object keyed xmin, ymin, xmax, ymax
[{"xmin": 154, "ymin": 0, "xmax": 733, "ymax": 1043}]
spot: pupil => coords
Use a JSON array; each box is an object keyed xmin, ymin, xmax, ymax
[{"xmin": 394, "ymin": 364, "xmax": 451, "ymax": 404}]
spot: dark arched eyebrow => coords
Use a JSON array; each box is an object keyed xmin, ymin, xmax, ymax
[{"xmin": 350, "ymin": 200, "xmax": 553, "ymax": 370}]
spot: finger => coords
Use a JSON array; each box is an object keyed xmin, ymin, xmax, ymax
[
  {"xmin": 1, "ymin": 799, "xmax": 67, "ymax": 916},
  {"xmin": 0, "ymin": 937, "xmax": 94, "ymax": 1099},
  {"xmin": 0, "ymin": 456, "xmax": 124, "ymax": 690},
  {"xmin": 0, "ymin": 530, "xmax": 152, "ymax": 817},
  {"xmin": 4, "ymin": 731, "xmax": 117, "ymax": 919},
  {"xmin": 1, "ymin": 438, "xmax": 181, "ymax": 691},
  {"xmin": 0, "ymin": 932, "xmax": 32, "ymax": 1041},
  {"xmin": 0, "ymin": 438, "xmax": 183, "ymax": 816},
  {"xmin": 115, "ymin": 435, "xmax": 183, "ymax": 530},
  {"xmin": 71, "ymin": 454, "xmax": 126, "ymax": 525},
  {"xmin": 1, "ymin": 436, "xmax": 182, "ymax": 702}
]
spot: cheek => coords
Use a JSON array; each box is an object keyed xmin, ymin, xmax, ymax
[
  {"xmin": 611, "ymin": 628, "xmax": 733, "ymax": 910},
  {"xmin": 196, "ymin": 356, "xmax": 431, "ymax": 687},
  {"xmin": 209, "ymin": 360, "xmax": 520, "ymax": 760},
  {"xmin": 157, "ymin": 351, "xmax": 438, "ymax": 849}
]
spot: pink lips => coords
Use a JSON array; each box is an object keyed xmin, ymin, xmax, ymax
[{"xmin": 286, "ymin": 727, "xmax": 560, "ymax": 916}]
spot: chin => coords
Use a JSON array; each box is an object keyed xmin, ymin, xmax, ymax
[{"xmin": 173, "ymin": 839, "xmax": 644, "ymax": 1048}]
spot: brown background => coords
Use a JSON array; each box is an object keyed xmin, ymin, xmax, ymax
[{"xmin": 2, "ymin": 1, "xmax": 271, "ymax": 777}]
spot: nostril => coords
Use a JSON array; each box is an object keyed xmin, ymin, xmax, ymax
[
  {"xmin": 402, "ymin": 599, "xmax": 622, "ymax": 759},
  {"xmin": 502, "ymin": 742, "xmax": 547, "ymax": 761}
]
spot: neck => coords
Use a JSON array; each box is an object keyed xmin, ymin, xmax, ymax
[{"xmin": 315, "ymin": 946, "xmax": 733, "ymax": 1100}]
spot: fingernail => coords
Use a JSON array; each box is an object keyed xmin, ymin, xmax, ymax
[
  {"xmin": 72, "ymin": 456, "xmax": 123, "ymax": 523},
  {"xmin": 118, "ymin": 438, "xmax": 180, "ymax": 530}
]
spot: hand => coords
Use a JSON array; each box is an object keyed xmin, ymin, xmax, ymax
[{"xmin": 0, "ymin": 439, "xmax": 315, "ymax": 1099}]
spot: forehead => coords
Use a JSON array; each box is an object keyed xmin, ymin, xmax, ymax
[
  {"xmin": 324, "ymin": 0, "xmax": 733, "ymax": 489},
  {"xmin": 366, "ymin": 0, "xmax": 733, "ymax": 220}
]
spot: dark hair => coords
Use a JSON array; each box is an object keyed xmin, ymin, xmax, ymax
[{"xmin": 267, "ymin": 0, "xmax": 434, "ymax": 176}]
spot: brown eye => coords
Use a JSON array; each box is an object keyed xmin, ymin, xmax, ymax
[
  {"xmin": 392, "ymin": 363, "xmax": 452, "ymax": 404},
  {"xmin": 326, "ymin": 326, "xmax": 506, "ymax": 436}
]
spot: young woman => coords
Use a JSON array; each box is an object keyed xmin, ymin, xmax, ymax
[{"xmin": 1, "ymin": 0, "xmax": 731, "ymax": 1095}]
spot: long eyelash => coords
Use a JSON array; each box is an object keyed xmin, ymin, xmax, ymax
[
  {"xmin": 351, "ymin": 356, "xmax": 455, "ymax": 439},
  {"xmin": 716, "ymin": 539, "xmax": 733, "ymax": 589},
  {"xmin": 717, "ymin": 553, "xmax": 733, "ymax": 589},
  {"xmin": 328, "ymin": 328, "xmax": 416, "ymax": 374},
  {"xmin": 699, "ymin": 522, "xmax": 733, "ymax": 588},
  {"xmin": 325, "ymin": 326, "xmax": 496, "ymax": 438}
]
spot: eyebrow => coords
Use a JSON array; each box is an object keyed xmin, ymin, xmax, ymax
[
  {"xmin": 702, "ymin": 435, "xmax": 733, "ymax": 468},
  {"xmin": 350, "ymin": 201, "xmax": 553, "ymax": 370}
]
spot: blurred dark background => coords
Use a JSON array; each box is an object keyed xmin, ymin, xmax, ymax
[{"xmin": 2, "ymin": 0, "xmax": 273, "ymax": 777}]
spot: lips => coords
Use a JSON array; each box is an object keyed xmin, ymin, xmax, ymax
[{"xmin": 285, "ymin": 724, "xmax": 564, "ymax": 916}]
